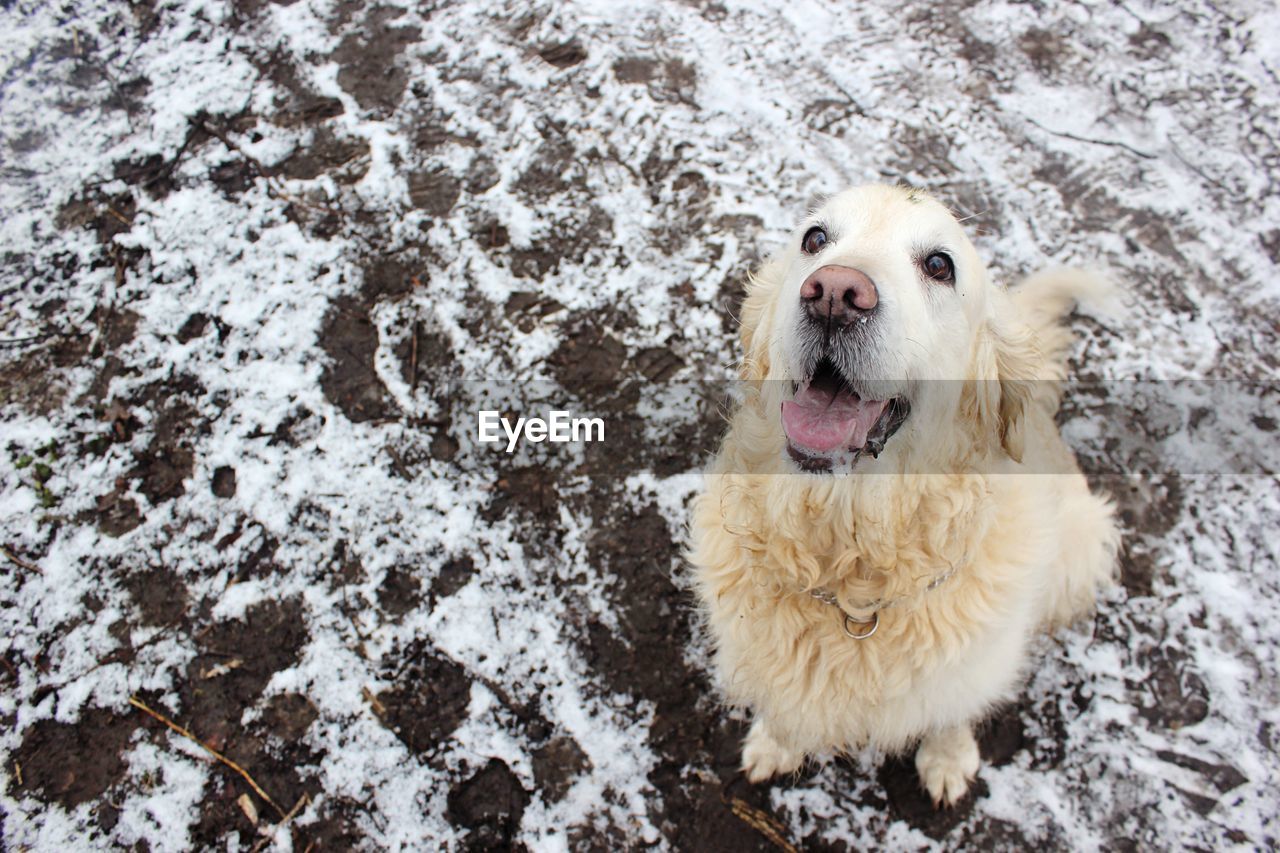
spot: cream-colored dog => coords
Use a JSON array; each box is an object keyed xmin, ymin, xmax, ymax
[{"xmin": 690, "ymin": 184, "xmax": 1119, "ymax": 805}]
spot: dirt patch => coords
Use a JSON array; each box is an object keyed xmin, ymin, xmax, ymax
[
  {"xmin": 0, "ymin": 335, "xmax": 88, "ymax": 415},
  {"xmin": 0, "ymin": 296, "xmax": 137, "ymax": 418},
  {"xmin": 429, "ymin": 555, "xmax": 476, "ymax": 605},
  {"xmin": 1018, "ymin": 28, "xmax": 1074, "ymax": 78},
  {"xmin": 360, "ymin": 256, "xmax": 422, "ymax": 303},
  {"xmin": 579, "ymin": 500, "xmax": 782, "ymax": 849},
  {"xmin": 57, "ymin": 192, "xmax": 138, "ymax": 245},
  {"xmin": 112, "ymin": 152, "xmax": 180, "ymax": 200},
  {"xmin": 114, "ymin": 376, "xmax": 207, "ymax": 506},
  {"xmin": 548, "ymin": 315, "xmax": 628, "ymax": 390},
  {"xmin": 93, "ymin": 486, "xmax": 145, "ymax": 537},
  {"xmin": 406, "ymin": 107, "xmax": 478, "ymax": 152},
  {"xmin": 531, "ymin": 735, "xmax": 590, "ymax": 803},
  {"xmin": 11, "ymin": 708, "xmax": 136, "ymax": 810},
  {"xmin": 221, "ymin": 527, "xmax": 284, "ymax": 582},
  {"xmin": 318, "ymin": 295, "xmax": 397, "ymax": 423},
  {"xmin": 614, "ymin": 56, "xmax": 659, "ymax": 84},
  {"xmin": 176, "ymin": 312, "xmax": 211, "ymax": 344},
  {"xmin": 303, "ymin": 797, "xmax": 367, "ymax": 848},
  {"xmin": 393, "ymin": 316, "xmax": 454, "ymax": 390},
  {"xmin": 513, "ymin": 134, "xmax": 585, "ymax": 201},
  {"xmin": 376, "ymin": 566, "xmax": 423, "ymax": 617},
  {"xmin": 124, "ymin": 563, "xmax": 189, "ymax": 626},
  {"xmin": 279, "ymin": 126, "xmax": 370, "ymax": 184},
  {"xmin": 1133, "ymin": 646, "xmax": 1210, "ymax": 730},
  {"xmin": 466, "ymin": 154, "xmax": 500, "ymax": 194},
  {"xmin": 184, "ymin": 597, "xmax": 310, "ymax": 737},
  {"xmin": 133, "ymin": 424, "xmax": 195, "ymax": 503},
  {"xmin": 1102, "ymin": 471, "xmax": 1185, "ymax": 597},
  {"xmin": 331, "ymin": 7, "xmax": 421, "ymax": 117},
  {"xmin": 538, "ymin": 41, "xmax": 587, "ymax": 69},
  {"xmin": 1155, "ymin": 749, "xmax": 1247, "ymax": 795},
  {"xmin": 260, "ymin": 692, "xmax": 320, "ymax": 743},
  {"xmin": 613, "ymin": 57, "xmax": 699, "ymax": 105},
  {"xmin": 258, "ymin": 50, "xmax": 345, "ymax": 128},
  {"xmin": 407, "ymin": 168, "xmax": 461, "ymax": 217},
  {"xmin": 212, "ymin": 465, "xmax": 237, "ymax": 498},
  {"xmin": 447, "ymin": 758, "xmax": 530, "ymax": 850},
  {"xmin": 150, "ymin": 597, "xmax": 327, "ymax": 846},
  {"xmin": 374, "ymin": 640, "xmax": 472, "ymax": 761},
  {"xmin": 186, "ymin": 720, "xmax": 326, "ymax": 848},
  {"xmin": 480, "ymin": 467, "xmax": 566, "ymax": 552}
]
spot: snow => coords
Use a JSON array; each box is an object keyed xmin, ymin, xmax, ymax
[{"xmin": 1, "ymin": 0, "xmax": 1278, "ymax": 848}]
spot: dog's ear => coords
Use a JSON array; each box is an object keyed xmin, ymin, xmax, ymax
[
  {"xmin": 991, "ymin": 320, "xmax": 1038, "ymax": 462},
  {"xmin": 737, "ymin": 259, "xmax": 782, "ymax": 381},
  {"xmin": 964, "ymin": 306, "xmax": 1040, "ymax": 463}
]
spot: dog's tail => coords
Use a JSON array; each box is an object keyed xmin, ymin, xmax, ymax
[{"xmin": 1009, "ymin": 268, "xmax": 1119, "ymax": 373}]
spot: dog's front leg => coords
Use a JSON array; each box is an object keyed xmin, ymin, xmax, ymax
[
  {"xmin": 741, "ymin": 716, "xmax": 805, "ymax": 782},
  {"xmin": 914, "ymin": 722, "xmax": 980, "ymax": 806}
]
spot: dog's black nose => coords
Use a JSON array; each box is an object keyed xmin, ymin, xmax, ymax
[{"xmin": 800, "ymin": 265, "xmax": 878, "ymax": 326}]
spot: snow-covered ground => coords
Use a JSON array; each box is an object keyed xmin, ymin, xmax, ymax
[{"xmin": 1, "ymin": 0, "xmax": 1277, "ymax": 848}]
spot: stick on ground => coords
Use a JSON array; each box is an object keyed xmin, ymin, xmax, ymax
[
  {"xmin": 128, "ymin": 696, "xmax": 287, "ymax": 820},
  {"xmin": 1, "ymin": 545, "xmax": 41, "ymax": 574},
  {"xmin": 725, "ymin": 795, "xmax": 798, "ymax": 853}
]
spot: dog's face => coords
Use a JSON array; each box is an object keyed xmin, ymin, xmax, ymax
[{"xmin": 740, "ymin": 184, "xmax": 1012, "ymax": 473}]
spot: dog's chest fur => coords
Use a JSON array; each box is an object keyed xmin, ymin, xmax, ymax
[{"xmin": 691, "ymin": 471, "xmax": 1044, "ymax": 754}]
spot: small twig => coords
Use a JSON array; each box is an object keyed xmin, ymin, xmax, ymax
[
  {"xmin": 724, "ymin": 795, "xmax": 797, "ymax": 853},
  {"xmin": 338, "ymin": 589, "xmax": 371, "ymax": 659},
  {"xmin": 361, "ymin": 686, "xmax": 387, "ymax": 716},
  {"xmin": 0, "ymin": 333, "xmax": 56, "ymax": 348},
  {"xmin": 148, "ymin": 124, "xmax": 197, "ymax": 188},
  {"xmin": 92, "ymin": 58, "xmax": 138, "ymax": 132},
  {"xmin": 195, "ymin": 116, "xmax": 352, "ymax": 223},
  {"xmin": 45, "ymin": 624, "xmax": 174, "ymax": 691},
  {"xmin": 409, "ymin": 320, "xmax": 420, "ymax": 391},
  {"xmin": 238, "ymin": 793, "xmax": 260, "ymax": 827},
  {"xmin": 1169, "ymin": 141, "xmax": 1235, "ymax": 197},
  {"xmin": 1025, "ymin": 117, "xmax": 1156, "ymax": 160},
  {"xmin": 0, "ymin": 545, "xmax": 41, "ymax": 574},
  {"xmin": 384, "ymin": 445, "xmax": 413, "ymax": 481},
  {"xmin": 196, "ymin": 117, "xmax": 274, "ymax": 179},
  {"xmin": 250, "ymin": 794, "xmax": 310, "ymax": 853},
  {"xmin": 111, "ymin": 244, "xmax": 127, "ymax": 288},
  {"xmin": 128, "ymin": 696, "xmax": 287, "ymax": 820},
  {"xmin": 13, "ymin": 761, "xmax": 22, "ymax": 786}
]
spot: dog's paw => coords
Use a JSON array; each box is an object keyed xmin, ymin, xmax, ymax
[
  {"xmin": 914, "ymin": 725, "xmax": 980, "ymax": 807},
  {"xmin": 742, "ymin": 719, "xmax": 804, "ymax": 783}
]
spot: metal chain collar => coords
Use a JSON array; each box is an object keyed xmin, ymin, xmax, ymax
[{"xmin": 807, "ymin": 564, "xmax": 958, "ymax": 640}]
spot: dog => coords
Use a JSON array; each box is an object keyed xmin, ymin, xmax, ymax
[{"xmin": 689, "ymin": 184, "xmax": 1120, "ymax": 805}]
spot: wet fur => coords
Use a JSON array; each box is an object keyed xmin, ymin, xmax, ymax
[{"xmin": 689, "ymin": 185, "xmax": 1120, "ymax": 803}]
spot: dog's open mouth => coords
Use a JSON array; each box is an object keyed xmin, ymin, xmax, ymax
[{"xmin": 781, "ymin": 357, "xmax": 910, "ymax": 473}]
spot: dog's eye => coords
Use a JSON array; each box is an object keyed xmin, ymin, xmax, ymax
[
  {"xmin": 921, "ymin": 252, "xmax": 955, "ymax": 284},
  {"xmin": 801, "ymin": 227, "xmax": 828, "ymax": 255}
]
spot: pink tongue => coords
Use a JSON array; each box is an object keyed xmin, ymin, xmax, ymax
[{"xmin": 781, "ymin": 386, "xmax": 889, "ymax": 454}]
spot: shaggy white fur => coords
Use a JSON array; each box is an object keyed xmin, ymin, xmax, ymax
[{"xmin": 689, "ymin": 184, "xmax": 1120, "ymax": 806}]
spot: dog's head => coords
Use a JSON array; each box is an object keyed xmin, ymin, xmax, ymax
[{"xmin": 739, "ymin": 184, "xmax": 1036, "ymax": 473}]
